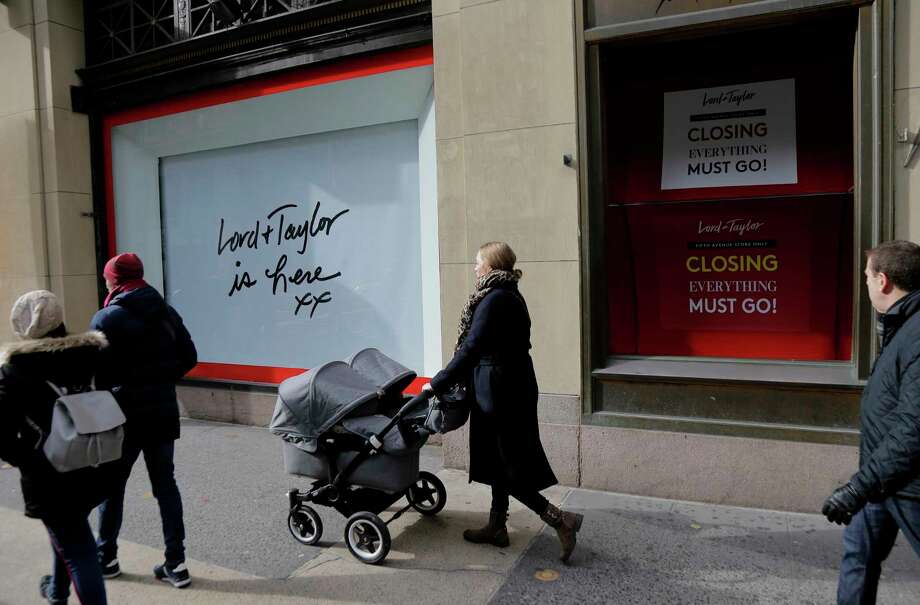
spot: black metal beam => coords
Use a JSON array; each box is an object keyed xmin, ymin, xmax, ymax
[
  {"xmin": 86, "ymin": 110, "xmax": 111, "ymax": 306},
  {"xmin": 76, "ymin": 0, "xmax": 431, "ymax": 114},
  {"xmin": 77, "ymin": 0, "xmax": 431, "ymax": 305},
  {"xmin": 74, "ymin": 22, "xmax": 430, "ymax": 113}
]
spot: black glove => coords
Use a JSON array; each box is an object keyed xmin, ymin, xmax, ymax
[{"xmin": 821, "ymin": 483, "xmax": 867, "ymax": 525}]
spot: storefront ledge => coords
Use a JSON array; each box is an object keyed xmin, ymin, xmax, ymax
[
  {"xmin": 579, "ymin": 424, "xmax": 858, "ymax": 513},
  {"xmin": 537, "ymin": 393, "xmax": 581, "ymax": 425},
  {"xmin": 177, "ymin": 381, "xmax": 275, "ymax": 427},
  {"xmin": 594, "ymin": 358, "xmax": 863, "ymax": 390},
  {"xmin": 583, "ymin": 411, "xmax": 859, "ymax": 446},
  {"xmin": 442, "ymin": 423, "xmax": 470, "ymax": 470}
]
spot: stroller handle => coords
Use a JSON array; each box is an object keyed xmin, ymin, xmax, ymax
[
  {"xmin": 395, "ymin": 388, "xmax": 436, "ymax": 421},
  {"xmin": 368, "ymin": 389, "xmax": 435, "ymax": 451}
]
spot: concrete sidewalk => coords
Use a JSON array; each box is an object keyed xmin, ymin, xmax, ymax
[{"xmin": 1, "ymin": 419, "xmax": 918, "ymax": 604}]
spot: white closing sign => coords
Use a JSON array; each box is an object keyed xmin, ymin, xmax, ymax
[{"xmin": 661, "ymin": 78, "xmax": 798, "ymax": 190}]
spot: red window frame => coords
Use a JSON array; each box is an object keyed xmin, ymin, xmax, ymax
[{"xmin": 102, "ymin": 45, "xmax": 434, "ymax": 387}]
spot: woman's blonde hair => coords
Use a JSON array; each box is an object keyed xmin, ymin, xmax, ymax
[{"xmin": 479, "ymin": 241, "xmax": 522, "ymax": 278}]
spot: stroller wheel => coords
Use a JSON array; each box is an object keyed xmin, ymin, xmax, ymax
[
  {"xmin": 288, "ymin": 505, "xmax": 323, "ymax": 546},
  {"xmin": 407, "ymin": 471, "xmax": 446, "ymax": 516},
  {"xmin": 344, "ymin": 512, "xmax": 391, "ymax": 564}
]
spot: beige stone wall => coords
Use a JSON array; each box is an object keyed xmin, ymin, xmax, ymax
[
  {"xmin": 894, "ymin": 0, "xmax": 920, "ymax": 242},
  {"xmin": 433, "ymin": 0, "xmax": 583, "ymax": 479},
  {"xmin": 0, "ymin": 0, "xmax": 96, "ymax": 344},
  {"xmin": 580, "ymin": 426, "xmax": 858, "ymax": 513},
  {"xmin": 3, "ymin": 0, "xmax": 896, "ymax": 512},
  {"xmin": 0, "ymin": 0, "xmax": 48, "ymax": 341}
]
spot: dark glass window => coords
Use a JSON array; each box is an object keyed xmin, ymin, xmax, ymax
[{"xmin": 602, "ymin": 12, "xmax": 858, "ymax": 361}]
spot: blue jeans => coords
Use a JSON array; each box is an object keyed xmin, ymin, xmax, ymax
[
  {"xmin": 44, "ymin": 515, "xmax": 107, "ymax": 604},
  {"xmin": 96, "ymin": 438, "xmax": 186, "ymax": 567},
  {"xmin": 838, "ymin": 497, "xmax": 920, "ymax": 604}
]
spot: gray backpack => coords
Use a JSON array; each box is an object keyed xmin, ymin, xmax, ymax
[{"xmin": 42, "ymin": 379, "xmax": 126, "ymax": 473}]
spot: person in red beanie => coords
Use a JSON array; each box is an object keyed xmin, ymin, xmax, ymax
[
  {"xmin": 90, "ymin": 253, "xmax": 198, "ymax": 589},
  {"xmin": 101, "ymin": 253, "xmax": 146, "ymax": 307}
]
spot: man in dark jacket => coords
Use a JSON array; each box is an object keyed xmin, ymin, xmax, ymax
[
  {"xmin": 91, "ymin": 253, "xmax": 197, "ymax": 589},
  {"xmin": 822, "ymin": 240, "xmax": 920, "ymax": 604}
]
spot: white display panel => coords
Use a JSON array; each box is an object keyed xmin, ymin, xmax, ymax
[
  {"xmin": 109, "ymin": 64, "xmax": 440, "ymax": 377},
  {"xmin": 160, "ymin": 120, "xmax": 423, "ymax": 370}
]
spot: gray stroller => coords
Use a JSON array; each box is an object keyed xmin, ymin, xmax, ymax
[{"xmin": 269, "ymin": 348, "xmax": 446, "ymax": 564}]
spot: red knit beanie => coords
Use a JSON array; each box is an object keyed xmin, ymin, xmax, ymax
[{"xmin": 103, "ymin": 253, "xmax": 144, "ymax": 284}]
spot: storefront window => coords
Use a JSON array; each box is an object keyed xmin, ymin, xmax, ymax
[
  {"xmin": 105, "ymin": 47, "xmax": 441, "ymax": 383},
  {"xmin": 603, "ymin": 13, "xmax": 857, "ymax": 361}
]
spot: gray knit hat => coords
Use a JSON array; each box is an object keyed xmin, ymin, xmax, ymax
[{"xmin": 10, "ymin": 290, "xmax": 64, "ymax": 339}]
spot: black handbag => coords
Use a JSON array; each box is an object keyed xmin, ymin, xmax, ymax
[{"xmin": 424, "ymin": 382, "xmax": 471, "ymax": 434}]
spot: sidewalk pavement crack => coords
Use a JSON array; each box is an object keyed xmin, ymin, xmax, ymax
[
  {"xmin": 407, "ymin": 566, "xmax": 505, "ymax": 577},
  {"xmin": 289, "ymin": 557, "xmax": 506, "ymax": 578},
  {"xmin": 288, "ymin": 553, "xmax": 343, "ymax": 577},
  {"xmin": 484, "ymin": 529, "xmax": 547, "ymax": 603}
]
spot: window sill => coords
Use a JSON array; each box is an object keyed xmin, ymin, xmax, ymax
[
  {"xmin": 582, "ymin": 410, "xmax": 860, "ymax": 445},
  {"xmin": 593, "ymin": 357, "xmax": 864, "ymax": 390}
]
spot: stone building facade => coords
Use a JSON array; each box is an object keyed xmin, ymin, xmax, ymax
[{"xmin": 2, "ymin": 0, "xmax": 919, "ymax": 511}]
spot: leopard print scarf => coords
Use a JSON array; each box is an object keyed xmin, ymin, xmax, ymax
[{"xmin": 454, "ymin": 269, "xmax": 521, "ymax": 352}]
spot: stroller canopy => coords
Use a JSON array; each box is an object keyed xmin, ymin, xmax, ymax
[
  {"xmin": 269, "ymin": 350, "xmax": 417, "ymax": 452},
  {"xmin": 347, "ymin": 348, "xmax": 416, "ymax": 399}
]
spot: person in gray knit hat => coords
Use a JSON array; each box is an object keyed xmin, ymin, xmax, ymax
[
  {"xmin": 1, "ymin": 290, "xmax": 114, "ymax": 604},
  {"xmin": 10, "ymin": 290, "xmax": 65, "ymax": 340}
]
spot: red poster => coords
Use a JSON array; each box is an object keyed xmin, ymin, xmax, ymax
[{"xmin": 608, "ymin": 195, "xmax": 853, "ymax": 360}]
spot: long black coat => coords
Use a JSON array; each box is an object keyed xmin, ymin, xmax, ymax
[
  {"xmin": 851, "ymin": 288, "xmax": 920, "ymax": 500},
  {"xmin": 0, "ymin": 331, "xmax": 118, "ymax": 520},
  {"xmin": 431, "ymin": 283, "xmax": 557, "ymax": 492},
  {"xmin": 90, "ymin": 286, "xmax": 197, "ymax": 442}
]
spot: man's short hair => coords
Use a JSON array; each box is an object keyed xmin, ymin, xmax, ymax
[{"xmin": 866, "ymin": 240, "xmax": 920, "ymax": 292}]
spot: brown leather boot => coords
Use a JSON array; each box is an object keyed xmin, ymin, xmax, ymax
[
  {"xmin": 540, "ymin": 503, "xmax": 584, "ymax": 563},
  {"xmin": 463, "ymin": 509, "xmax": 510, "ymax": 547}
]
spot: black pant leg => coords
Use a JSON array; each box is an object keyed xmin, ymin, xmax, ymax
[
  {"xmin": 508, "ymin": 488, "xmax": 549, "ymax": 515},
  {"xmin": 491, "ymin": 484, "xmax": 510, "ymax": 513},
  {"xmin": 141, "ymin": 439, "xmax": 186, "ymax": 566}
]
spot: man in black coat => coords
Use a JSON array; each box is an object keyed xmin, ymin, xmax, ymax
[
  {"xmin": 822, "ymin": 240, "xmax": 920, "ymax": 604},
  {"xmin": 91, "ymin": 253, "xmax": 197, "ymax": 589}
]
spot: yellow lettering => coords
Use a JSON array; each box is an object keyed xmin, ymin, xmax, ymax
[{"xmin": 686, "ymin": 255, "xmax": 780, "ymax": 273}]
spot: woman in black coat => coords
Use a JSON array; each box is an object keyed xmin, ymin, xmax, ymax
[
  {"xmin": 0, "ymin": 290, "xmax": 113, "ymax": 604},
  {"xmin": 428, "ymin": 242, "xmax": 583, "ymax": 563}
]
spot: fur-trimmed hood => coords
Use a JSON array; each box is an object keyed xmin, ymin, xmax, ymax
[
  {"xmin": 0, "ymin": 331, "xmax": 108, "ymax": 366},
  {"xmin": 0, "ymin": 329, "xmax": 114, "ymax": 520}
]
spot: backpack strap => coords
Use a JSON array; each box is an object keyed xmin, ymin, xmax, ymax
[
  {"xmin": 22, "ymin": 416, "xmax": 44, "ymax": 450},
  {"xmin": 45, "ymin": 379, "xmax": 65, "ymax": 397},
  {"xmin": 45, "ymin": 375, "xmax": 95, "ymax": 397}
]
